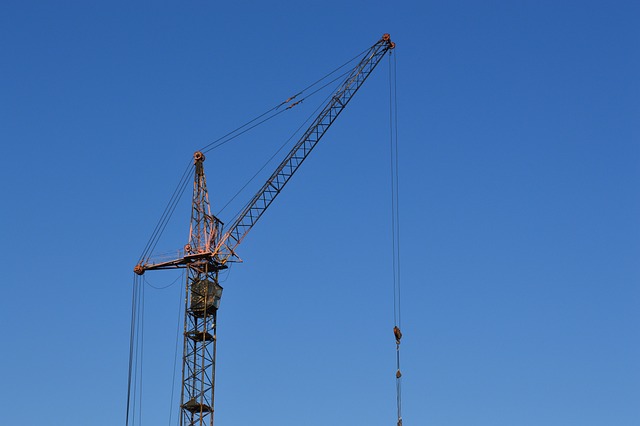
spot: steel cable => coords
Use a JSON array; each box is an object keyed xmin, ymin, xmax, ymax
[
  {"xmin": 199, "ymin": 47, "xmax": 368, "ymax": 155},
  {"xmin": 144, "ymin": 270, "xmax": 185, "ymax": 290},
  {"xmin": 200, "ymin": 66, "xmax": 357, "ymax": 155},
  {"xmin": 137, "ymin": 280, "xmax": 145, "ymax": 426},
  {"xmin": 168, "ymin": 270, "xmax": 185, "ymax": 426},
  {"xmin": 393, "ymin": 52, "xmax": 401, "ymax": 329},
  {"xmin": 125, "ymin": 275, "xmax": 139, "ymax": 426},
  {"xmin": 138, "ymin": 161, "xmax": 194, "ymax": 264},
  {"xmin": 200, "ymin": 108, "xmax": 288, "ymax": 154},
  {"xmin": 388, "ymin": 50, "xmax": 403, "ymax": 426},
  {"xmin": 216, "ymin": 82, "xmax": 338, "ymax": 218},
  {"xmin": 125, "ymin": 274, "xmax": 146, "ymax": 426}
]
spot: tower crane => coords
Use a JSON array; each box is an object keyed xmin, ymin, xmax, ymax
[{"xmin": 133, "ymin": 33, "xmax": 395, "ymax": 426}]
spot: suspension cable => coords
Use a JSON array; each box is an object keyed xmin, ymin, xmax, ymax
[
  {"xmin": 216, "ymin": 79, "xmax": 340, "ymax": 218},
  {"xmin": 296, "ymin": 47, "xmax": 370, "ymax": 97},
  {"xmin": 138, "ymin": 161, "xmax": 193, "ymax": 264},
  {"xmin": 200, "ymin": 108, "xmax": 288, "ymax": 154},
  {"xmin": 388, "ymin": 49, "xmax": 403, "ymax": 426},
  {"xmin": 200, "ymin": 65, "xmax": 359, "ymax": 155},
  {"xmin": 199, "ymin": 47, "xmax": 368, "ymax": 155}
]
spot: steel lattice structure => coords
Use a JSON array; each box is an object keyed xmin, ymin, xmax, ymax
[
  {"xmin": 214, "ymin": 34, "xmax": 395, "ymax": 264},
  {"xmin": 177, "ymin": 152, "xmax": 224, "ymax": 426},
  {"xmin": 181, "ymin": 264, "xmax": 220, "ymax": 426},
  {"xmin": 134, "ymin": 34, "xmax": 395, "ymax": 426}
]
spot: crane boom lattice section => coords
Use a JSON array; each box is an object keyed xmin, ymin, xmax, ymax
[{"xmin": 214, "ymin": 35, "xmax": 395, "ymax": 264}]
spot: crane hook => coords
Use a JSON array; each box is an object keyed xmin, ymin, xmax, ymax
[{"xmin": 393, "ymin": 326, "xmax": 403, "ymax": 344}]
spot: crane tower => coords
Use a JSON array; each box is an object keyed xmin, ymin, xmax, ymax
[{"xmin": 133, "ymin": 33, "xmax": 395, "ymax": 426}]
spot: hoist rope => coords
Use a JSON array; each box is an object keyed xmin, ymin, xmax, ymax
[
  {"xmin": 125, "ymin": 274, "xmax": 146, "ymax": 426},
  {"xmin": 127, "ymin": 272, "xmax": 184, "ymax": 426},
  {"xmin": 137, "ymin": 280, "xmax": 145, "ymax": 426},
  {"xmin": 388, "ymin": 49, "xmax": 403, "ymax": 426},
  {"xmin": 125, "ymin": 275, "xmax": 138, "ymax": 426},
  {"xmin": 394, "ymin": 52, "xmax": 401, "ymax": 328},
  {"xmin": 168, "ymin": 270, "xmax": 185, "ymax": 426}
]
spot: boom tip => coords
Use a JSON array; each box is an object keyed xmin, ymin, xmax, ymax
[{"xmin": 382, "ymin": 33, "xmax": 395, "ymax": 49}]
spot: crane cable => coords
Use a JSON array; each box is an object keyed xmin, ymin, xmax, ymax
[
  {"xmin": 137, "ymin": 161, "xmax": 193, "ymax": 265},
  {"xmin": 199, "ymin": 47, "xmax": 369, "ymax": 155},
  {"xmin": 216, "ymin": 76, "xmax": 343, "ymax": 219},
  {"xmin": 217, "ymin": 44, "xmax": 384, "ymax": 223},
  {"xmin": 168, "ymin": 270, "xmax": 185, "ymax": 426},
  {"xmin": 136, "ymin": 48, "xmax": 369, "ymax": 265},
  {"xmin": 198, "ymin": 65, "xmax": 361, "ymax": 155},
  {"xmin": 126, "ymin": 271, "xmax": 184, "ymax": 426},
  {"xmin": 125, "ymin": 274, "xmax": 145, "ymax": 426},
  {"xmin": 124, "ymin": 275, "xmax": 137, "ymax": 426},
  {"xmin": 388, "ymin": 49, "xmax": 403, "ymax": 426}
]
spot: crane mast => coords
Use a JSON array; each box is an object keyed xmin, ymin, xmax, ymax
[{"xmin": 134, "ymin": 34, "xmax": 395, "ymax": 426}]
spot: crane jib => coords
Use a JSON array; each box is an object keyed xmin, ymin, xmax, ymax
[
  {"xmin": 135, "ymin": 34, "xmax": 394, "ymax": 274},
  {"xmin": 213, "ymin": 34, "xmax": 395, "ymax": 264}
]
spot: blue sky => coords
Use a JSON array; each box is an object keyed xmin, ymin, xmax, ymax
[{"xmin": 1, "ymin": 1, "xmax": 638, "ymax": 425}]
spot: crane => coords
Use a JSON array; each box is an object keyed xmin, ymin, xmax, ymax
[{"xmin": 132, "ymin": 33, "xmax": 395, "ymax": 426}]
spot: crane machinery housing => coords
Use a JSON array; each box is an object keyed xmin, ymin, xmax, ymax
[{"xmin": 131, "ymin": 33, "xmax": 396, "ymax": 426}]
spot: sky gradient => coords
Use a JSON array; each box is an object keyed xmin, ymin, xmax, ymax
[{"xmin": 1, "ymin": 1, "xmax": 638, "ymax": 425}]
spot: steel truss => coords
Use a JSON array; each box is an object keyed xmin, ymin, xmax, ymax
[
  {"xmin": 181, "ymin": 263, "xmax": 220, "ymax": 426},
  {"xmin": 133, "ymin": 34, "xmax": 395, "ymax": 426}
]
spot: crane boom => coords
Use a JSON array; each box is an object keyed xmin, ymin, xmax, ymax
[
  {"xmin": 213, "ymin": 34, "xmax": 395, "ymax": 264},
  {"xmin": 135, "ymin": 34, "xmax": 394, "ymax": 274}
]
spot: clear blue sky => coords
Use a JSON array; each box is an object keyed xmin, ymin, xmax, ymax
[{"xmin": 1, "ymin": 1, "xmax": 638, "ymax": 425}]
